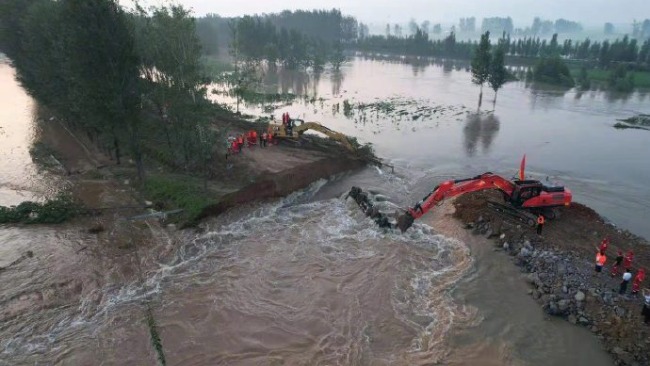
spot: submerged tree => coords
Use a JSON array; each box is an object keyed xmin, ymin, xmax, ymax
[
  {"xmin": 471, "ymin": 31, "xmax": 491, "ymax": 109},
  {"xmin": 488, "ymin": 47, "xmax": 507, "ymax": 108}
]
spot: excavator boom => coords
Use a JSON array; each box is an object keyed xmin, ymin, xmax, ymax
[
  {"xmin": 268, "ymin": 119, "xmax": 356, "ymax": 152},
  {"xmin": 349, "ymin": 171, "xmax": 572, "ymax": 233}
]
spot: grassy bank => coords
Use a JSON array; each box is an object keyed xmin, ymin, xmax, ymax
[
  {"xmin": 142, "ymin": 175, "xmax": 219, "ymax": 226},
  {"xmin": 0, "ymin": 194, "xmax": 83, "ymax": 224},
  {"xmin": 569, "ymin": 68, "xmax": 650, "ymax": 88}
]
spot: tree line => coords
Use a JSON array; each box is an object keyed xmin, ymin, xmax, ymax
[
  {"xmin": 355, "ymin": 30, "xmax": 650, "ymax": 66},
  {"xmin": 0, "ymin": 0, "xmax": 220, "ymax": 182},
  {"xmin": 194, "ymin": 9, "xmax": 356, "ymax": 70}
]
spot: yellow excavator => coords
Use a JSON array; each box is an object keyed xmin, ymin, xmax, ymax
[
  {"xmin": 268, "ymin": 119, "xmax": 356, "ymax": 152},
  {"xmin": 267, "ymin": 118, "xmax": 392, "ymax": 170}
]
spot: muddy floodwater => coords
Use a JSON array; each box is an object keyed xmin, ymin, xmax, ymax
[{"xmin": 2, "ymin": 55, "xmax": 646, "ymax": 365}]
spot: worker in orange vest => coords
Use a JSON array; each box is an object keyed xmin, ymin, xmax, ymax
[
  {"xmin": 632, "ymin": 268, "xmax": 646, "ymax": 294},
  {"xmin": 536, "ymin": 214, "xmax": 545, "ymax": 235},
  {"xmin": 595, "ymin": 250, "xmax": 607, "ymax": 273}
]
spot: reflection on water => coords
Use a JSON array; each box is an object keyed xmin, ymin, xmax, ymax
[
  {"xmin": 0, "ymin": 66, "xmax": 66, "ymax": 205},
  {"xmin": 463, "ymin": 113, "xmax": 501, "ymax": 157},
  {"xmin": 331, "ymin": 69, "xmax": 344, "ymax": 96},
  {"xmin": 251, "ymin": 66, "xmax": 347, "ymax": 99}
]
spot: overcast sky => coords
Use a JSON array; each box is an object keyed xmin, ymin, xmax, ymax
[{"xmin": 124, "ymin": 0, "xmax": 649, "ymax": 27}]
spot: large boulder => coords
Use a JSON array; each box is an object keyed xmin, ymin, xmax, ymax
[{"xmin": 558, "ymin": 299, "xmax": 570, "ymax": 313}]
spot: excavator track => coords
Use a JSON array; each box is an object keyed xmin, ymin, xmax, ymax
[{"xmin": 486, "ymin": 200, "xmax": 537, "ymax": 227}]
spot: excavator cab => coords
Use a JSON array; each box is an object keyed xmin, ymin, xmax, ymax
[
  {"xmin": 511, "ymin": 180, "xmax": 569, "ymax": 211},
  {"xmin": 510, "ymin": 180, "xmax": 543, "ymax": 207}
]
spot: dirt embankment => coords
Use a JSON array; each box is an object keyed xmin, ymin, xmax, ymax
[
  {"xmin": 36, "ymin": 114, "xmax": 370, "ymax": 226},
  {"xmin": 197, "ymin": 155, "xmax": 365, "ymax": 221},
  {"xmin": 452, "ymin": 190, "xmax": 650, "ymax": 366}
]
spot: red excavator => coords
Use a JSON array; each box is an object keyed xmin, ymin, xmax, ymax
[{"xmin": 348, "ymin": 170, "xmax": 572, "ymax": 233}]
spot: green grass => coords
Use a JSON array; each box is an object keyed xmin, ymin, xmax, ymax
[
  {"xmin": 0, "ymin": 194, "xmax": 83, "ymax": 224},
  {"xmin": 569, "ymin": 68, "xmax": 650, "ymax": 88},
  {"xmin": 145, "ymin": 307, "xmax": 166, "ymax": 366},
  {"xmin": 142, "ymin": 175, "xmax": 217, "ymax": 225},
  {"xmin": 633, "ymin": 72, "xmax": 650, "ymax": 87}
]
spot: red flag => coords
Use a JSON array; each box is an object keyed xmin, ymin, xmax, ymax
[{"xmin": 519, "ymin": 154, "xmax": 526, "ymax": 181}]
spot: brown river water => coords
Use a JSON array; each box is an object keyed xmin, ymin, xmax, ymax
[{"xmin": 2, "ymin": 55, "xmax": 645, "ymax": 365}]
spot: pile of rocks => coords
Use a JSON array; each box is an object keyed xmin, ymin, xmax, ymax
[{"xmin": 464, "ymin": 217, "xmax": 650, "ymax": 366}]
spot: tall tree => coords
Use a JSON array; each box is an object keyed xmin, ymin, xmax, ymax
[
  {"xmin": 488, "ymin": 47, "xmax": 508, "ymax": 107},
  {"xmin": 60, "ymin": 0, "xmax": 144, "ymax": 178},
  {"xmin": 471, "ymin": 31, "xmax": 491, "ymax": 109}
]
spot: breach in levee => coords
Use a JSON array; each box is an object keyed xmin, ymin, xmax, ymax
[{"xmin": 347, "ymin": 161, "xmax": 572, "ymax": 232}]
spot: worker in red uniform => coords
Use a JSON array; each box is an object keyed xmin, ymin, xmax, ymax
[
  {"xmin": 237, "ymin": 134, "xmax": 245, "ymax": 152},
  {"xmin": 624, "ymin": 250, "xmax": 634, "ymax": 270},
  {"xmin": 266, "ymin": 127, "xmax": 273, "ymax": 145},
  {"xmin": 536, "ymin": 214, "xmax": 545, "ymax": 235},
  {"xmin": 599, "ymin": 236, "xmax": 609, "ymax": 253},
  {"xmin": 611, "ymin": 250, "xmax": 624, "ymax": 277},
  {"xmin": 632, "ymin": 268, "xmax": 646, "ymax": 294},
  {"xmin": 595, "ymin": 250, "xmax": 607, "ymax": 273}
]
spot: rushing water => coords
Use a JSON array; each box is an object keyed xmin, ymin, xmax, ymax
[{"xmin": 0, "ymin": 57, "xmax": 634, "ymax": 365}]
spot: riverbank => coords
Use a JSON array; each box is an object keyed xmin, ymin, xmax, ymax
[
  {"xmin": 450, "ymin": 190, "xmax": 650, "ymax": 366},
  {"xmin": 32, "ymin": 111, "xmax": 371, "ymax": 228}
]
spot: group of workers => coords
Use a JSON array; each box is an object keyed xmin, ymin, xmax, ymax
[
  {"xmin": 593, "ymin": 237, "xmax": 649, "ymax": 324},
  {"xmin": 227, "ymin": 112, "xmax": 297, "ymax": 156},
  {"xmin": 227, "ymin": 129, "xmax": 275, "ymax": 155},
  {"xmin": 282, "ymin": 112, "xmax": 294, "ymax": 136}
]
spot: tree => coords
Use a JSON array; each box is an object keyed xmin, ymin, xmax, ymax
[
  {"xmin": 577, "ymin": 66, "xmax": 590, "ymax": 90},
  {"xmin": 133, "ymin": 5, "xmax": 212, "ymax": 170},
  {"xmin": 608, "ymin": 65, "xmax": 635, "ymax": 92},
  {"xmin": 532, "ymin": 57, "xmax": 574, "ymax": 87},
  {"xmin": 471, "ymin": 31, "xmax": 491, "ymax": 109},
  {"xmin": 488, "ymin": 47, "xmax": 508, "ymax": 107},
  {"xmin": 408, "ymin": 19, "xmax": 419, "ymax": 35},
  {"xmin": 60, "ymin": 0, "xmax": 144, "ymax": 178},
  {"xmin": 228, "ymin": 63, "xmax": 262, "ymax": 113},
  {"xmin": 330, "ymin": 41, "xmax": 346, "ymax": 70},
  {"xmin": 420, "ymin": 21, "xmax": 430, "ymax": 35}
]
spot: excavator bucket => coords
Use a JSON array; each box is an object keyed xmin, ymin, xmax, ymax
[
  {"xmin": 396, "ymin": 212, "xmax": 415, "ymax": 233},
  {"xmin": 347, "ymin": 186, "xmax": 395, "ymax": 230}
]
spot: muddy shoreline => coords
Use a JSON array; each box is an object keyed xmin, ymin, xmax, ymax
[{"xmin": 451, "ymin": 191, "xmax": 650, "ymax": 366}]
